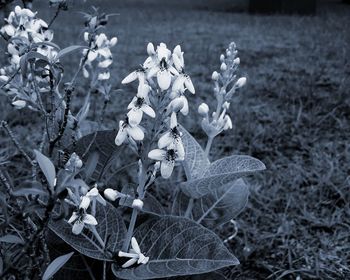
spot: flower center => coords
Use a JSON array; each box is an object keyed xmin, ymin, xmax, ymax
[
  {"xmin": 135, "ymin": 97, "xmax": 144, "ymax": 108},
  {"xmin": 160, "ymin": 57, "xmax": 167, "ymax": 69},
  {"xmin": 166, "ymin": 149, "xmax": 176, "ymax": 162}
]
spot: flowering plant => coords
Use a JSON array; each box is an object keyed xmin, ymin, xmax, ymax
[{"xmin": 0, "ymin": 3, "xmax": 265, "ymax": 280}]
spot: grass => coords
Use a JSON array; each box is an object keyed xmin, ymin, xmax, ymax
[{"xmin": 1, "ymin": 0, "xmax": 350, "ymax": 279}]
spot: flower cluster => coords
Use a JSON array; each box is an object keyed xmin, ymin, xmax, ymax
[
  {"xmin": 0, "ymin": 6, "xmax": 54, "ymax": 67},
  {"xmin": 82, "ymin": 32, "xmax": 117, "ymax": 81},
  {"xmin": 199, "ymin": 42, "xmax": 246, "ymax": 138},
  {"xmin": 117, "ymin": 42, "xmax": 194, "ymax": 178},
  {"xmin": 0, "ymin": 6, "xmax": 57, "ymax": 110}
]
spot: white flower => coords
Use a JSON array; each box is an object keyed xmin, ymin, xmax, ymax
[
  {"xmin": 83, "ymin": 186, "xmax": 106, "ymax": 207},
  {"xmin": 118, "ymin": 237, "xmax": 149, "ymax": 268},
  {"xmin": 223, "ymin": 115, "xmax": 232, "ymax": 130},
  {"xmin": 121, "ymin": 67, "xmax": 147, "ymax": 85},
  {"xmin": 172, "ymin": 45, "xmax": 195, "ymax": 94},
  {"xmin": 147, "ymin": 43, "xmax": 178, "ymax": 90},
  {"xmin": 168, "ymin": 86, "xmax": 189, "ymax": 115},
  {"xmin": 158, "ymin": 112, "xmax": 184, "ymax": 159},
  {"xmin": 97, "ymin": 72, "xmax": 110, "ymax": 80},
  {"xmin": 68, "ymin": 209, "xmax": 98, "ymax": 235},
  {"xmin": 211, "ymin": 71, "xmax": 220, "ymax": 81},
  {"xmin": 12, "ymin": 100, "xmax": 26, "ymax": 109},
  {"xmin": 131, "ymin": 199, "xmax": 144, "ymax": 210},
  {"xmin": 127, "ymin": 84, "xmax": 155, "ymax": 126},
  {"xmin": 148, "ymin": 146, "xmax": 184, "ymax": 179},
  {"xmin": 115, "ymin": 118, "xmax": 144, "ymax": 146}
]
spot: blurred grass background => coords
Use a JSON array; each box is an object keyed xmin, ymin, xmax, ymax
[{"xmin": 1, "ymin": 0, "xmax": 350, "ymax": 279}]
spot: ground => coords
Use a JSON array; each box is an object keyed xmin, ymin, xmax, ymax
[{"xmin": 1, "ymin": 0, "xmax": 350, "ymax": 279}]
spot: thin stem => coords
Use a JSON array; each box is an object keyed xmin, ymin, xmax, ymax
[
  {"xmin": 122, "ymin": 208, "xmax": 138, "ymax": 251},
  {"xmin": 90, "ymin": 225, "xmax": 105, "ymax": 249},
  {"xmin": 103, "ymin": 261, "xmax": 106, "ymax": 280},
  {"xmin": 184, "ymin": 198, "xmax": 194, "ymax": 219},
  {"xmin": 204, "ymin": 136, "xmax": 214, "ymax": 158},
  {"xmin": 48, "ymin": 5, "xmax": 61, "ymax": 29}
]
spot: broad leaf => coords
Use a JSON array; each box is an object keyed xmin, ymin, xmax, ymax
[
  {"xmin": 180, "ymin": 155, "xmax": 265, "ymax": 198},
  {"xmin": 112, "ymin": 215, "xmax": 239, "ymax": 279},
  {"xmin": 0, "ymin": 234, "xmax": 24, "ymax": 244},
  {"xmin": 173, "ymin": 179, "xmax": 249, "ymax": 228},
  {"xmin": 179, "ymin": 126, "xmax": 209, "ymax": 180},
  {"xmin": 142, "ymin": 192, "xmax": 167, "ymax": 215},
  {"xmin": 49, "ymin": 202, "xmax": 126, "ymax": 260},
  {"xmin": 34, "ymin": 150, "xmax": 56, "ymax": 188},
  {"xmin": 42, "ymin": 252, "xmax": 74, "ymax": 280}
]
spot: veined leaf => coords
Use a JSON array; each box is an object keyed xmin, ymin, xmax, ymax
[
  {"xmin": 112, "ymin": 215, "xmax": 239, "ymax": 279},
  {"xmin": 34, "ymin": 150, "xmax": 56, "ymax": 188},
  {"xmin": 42, "ymin": 252, "xmax": 74, "ymax": 280},
  {"xmin": 179, "ymin": 126, "xmax": 209, "ymax": 180},
  {"xmin": 173, "ymin": 179, "xmax": 249, "ymax": 228},
  {"xmin": 49, "ymin": 202, "xmax": 126, "ymax": 260},
  {"xmin": 180, "ymin": 155, "xmax": 265, "ymax": 198}
]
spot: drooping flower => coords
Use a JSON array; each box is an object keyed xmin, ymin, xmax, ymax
[
  {"xmin": 115, "ymin": 118, "xmax": 144, "ymax": 146},
  {"xmin": 158, "ymin": 112, "xmax": 184, "ymax": 159},
  {"xmin": 118, "ymin": 237, "xmax": 149, "ymax": 268},
  {"xmin": 68, "ymin": 209, "xmax": 98, "ymax": 235},
  {"xmin": 148, "ymin": 146, "xmax": 184, "ymax": 179},
  {"xmin": 127, "ymin": 84, "xmax": 155, "ymax": 126},
  {"xmin": 168, "ymin": 85, "xmax": 189, "ymax": 115},
  {"xmin": 79, "ymin": 186, "xmax": 106, "ymax": 210}
]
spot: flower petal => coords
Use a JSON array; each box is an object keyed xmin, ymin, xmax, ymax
[
  {"xmin": 170, "ymin": 112, "xmax": 178, "ymax": 128},
  {"xmin": 157, "ymin": 70, "xmax": 171, "ymax": 90},
  {"xmin": 131, "ymin": 237, "xmax": 141, "ymax": 254},
  {"xmin": 141, "ymin": 104, "xmax": 155, "ymax": 118},
  {"xmin": 87, "ymin": 51, "xmax": 98, "ymax": 62},
  {"xmin": 127, "ymin": 125, "xmax": 144, "ymax": 141},
  {"xmin": 83, "ymin": 214, "xmax": 98, "ymax": 225},
  {"xmin": 172, "ymin": 53, "xmax": 183, "ymax": 71},
  {"xmin": 127, "ymin": 109, "xmax": 143, "ymax": 126},
  {"xmin": 148, "ymin": 149, "xmax": 166, "ymax": 161},
  {"xmin": 122, "ymin": 258, "xmax": 138, "ymax": 268},
  {"xmin": 184, "ymin": 76, "xmax": 195, "ymax": 94},
  {"xmin": 122, "ymin": 71, "xmax": 138, "ymax": 84},
  {"xmin": 79, "ymin": 196, "xmax": 91, "ymax": 210},
  {"xmin": 180, "ymin": 96, "xmax": 189, "ymax": 116},
  {"xmin": 160, "ymin": 160, "xmax": 175, "ymax": 179},
  {"xmin": 72, "ymin": 221, "xmax": 84, "ymax": 235},
  {"xmin": 68, "ymin": 212, "xmax": 79, "ymax": 223},
  {"xmin": 115, "ymin": 127, "xmax": 127, "ymax": 146},
  {"xmin": 158, "ymin": 132, "xmax": 172, "ymax": 149},
  {"xmin": 176, "ymin": 141, "xmax": 185, "ymax": 161}
]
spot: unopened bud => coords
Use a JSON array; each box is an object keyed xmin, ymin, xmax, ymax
[
  {"xmin": 235, "ymin": 77, "xmax": 247, "ymax": 88},
  {"xmin": 223, "ymin": 115, "xmax": 232, "ymax": 130},
  {"xmin": 222, "ymin": 101, "xmax": 230, "ymax": 110},
  {"xmin": 12, "ymin": 100, "xmax": 26, "ymax": 109},
  {"xmin": 110, "ymin": 37, "xmax": 118, "ymax": 47},
  {"xmin": 198, "ymin": 103, "xmax": 209, "ymax": 117},
  {"xmin": 226, "ymin": 50, "xmax": 232, "ymax": 56},
  {"xmin": 233, "ymin": 57, "xmax": 240, "ymax": 65},
  {"xmin": 168, "ymin": 98, "xmax": 184, "ymax": 113},
  {"xmin": 211, "ymin": 71, "xmax": 219, "ymax": 81},
  {"xmin": 220, "ymin": 54, "xmax": 225, "ymax": 62},
  {"xmin": 0, "ymin": 75, "xmax": 9, "ymax": 82},
  {"xmin": 83, "ymin": 32, "xmax": 89, "ymax": 42},
  {"xmin": 104, "ymin": 188, "xmax": 121, "ymax": 201},
  {"xmin": 220, "ymin": 63, "xmax": 227, "ymax": 72},
  {"xmin": 132, "ymin": 199, "xmax": 144, "ymax": 210},
  {"xmin": 147, "ymin": 42, "xmax": 155, "ymax": 56}
]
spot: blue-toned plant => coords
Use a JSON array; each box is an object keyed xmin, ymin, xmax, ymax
[{"xmin": 0, "ymin": 3, "xmax": 265, "ymax": 280}]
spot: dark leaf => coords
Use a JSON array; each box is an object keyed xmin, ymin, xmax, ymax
[{"xmin": 42, "ymin": 252, "xmax": 74, "ymax": 280}]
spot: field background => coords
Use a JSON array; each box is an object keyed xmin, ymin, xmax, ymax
[{"xmin": 1, "ymin": 0, "xmax": 350, "ymax": 279}]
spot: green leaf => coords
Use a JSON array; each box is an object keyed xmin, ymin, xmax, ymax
[
  {"xmin": 112, "ymin": 215, "xmax": 239, "ymax": 279},
  {"xmin": 42, "ymin": 252, "xmax": 74, "ymax": 280},
  {"xmin": 180, "ymin": 155, "xmax": 265, "ymax": 198},
  {"xmin": 34, "ymin": 150, "xmax": 56, "ymax": 188},
  {"xmin": 173, "ymin": 179, "xmax": 249, "ymax": 228},
  {"xmin": 49, "ymin": 202, "xmax": 126, "ymax": 260},
  {"xmin": 0, "ymin": 234, "xmax": 24, "ymax": 244},
  {"xmin": 57, "ymin": 45, "xmax": 88, "ymax": 60},
  {"xmin": 180, "ymin": 126, "xmax": 210, "ymax": 180}
]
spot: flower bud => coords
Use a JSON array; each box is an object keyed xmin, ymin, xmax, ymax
[
  {"xmin": 147, "ymin": 42, "xmax": 155, "ymax": 56},
  {"xmin": 211, "ymin": 71, "xmax": 219, "ymax": 81},
  {"xmin": 198, "ymin": 103, "xmax": 209, "ymax": 117},
  {"xmin": 220, "ymin": 54, "xmax": 225, "ymax": 62},
  {"xmin": 222, "ymin": 101, "xmax": 230, "ymax": 110},
  {"xmin": 132, "ymin": 198, "xmax": 144, "ymax": 210},
  {"xmin": 223, "ymin": 115, "xmax": 232, "ymax": 130},
  {"xmin": 168, "ymin": 98, "xmax": 184, "ymax": 113},
  {"xmin": 233, "ymin": 57, "xmax": 240, "ymax": 65},
  {"xmin": 0, "ymin": 75, "xmax": 9, "ymax": 82},
  {"xmin": 226, "ymin": 50, "xmax": 232, "ymax": 57},
  {"xmin": 104, "ymin": 188, "xmax": 121, "ymax": 201},
  {"xmin": 83, "ymin": 32, "xmax": 89, "ymax": 42},
  {"xmin": 235, "ymin": 77, "xmax": 247, "ymax": 88},
  {"xmin": 110, "ymin": 37, "xmax": 118, "ymax": 47},
  {"xmin": 220, "ymin": 63, "xmax": 227, "ymax": 72},
  {"xmin": 12, "ymin": 100, "xmax": 26, "ymax": 109}
]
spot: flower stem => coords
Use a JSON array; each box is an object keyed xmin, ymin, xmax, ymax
[
  {"xmin": 204, "ymin": 136, "xmax": 214, "ymax": 158},
  {"xmin": 90, "ymin": 225, "xmax": 105, "ymax": 249},
  {"xmin": 122, "ymin": 208, "xmax": 138, "ymax": 252}
]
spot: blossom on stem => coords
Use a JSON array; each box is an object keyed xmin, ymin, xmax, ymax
[
  {"xmin": 127, "ymin": 84, "xmax": 155, "ymax": 126},
  {"xmin": 68, "ymin": 208, "xmax": 98, "ymax": 235},
  {"xmin": 118, "ymin": 237, "xmax": 149, "ymax": 268},
  {"xmin": 172, "ymin": 45, "xmax": 195, "ymax": 94},
  {"xmin": 115, "ymin": 118, "xmax": 144, "ymax": 146},
  {"xmin": 148, "ymin": 146, "xmax": 184, "ymax": 179}
]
